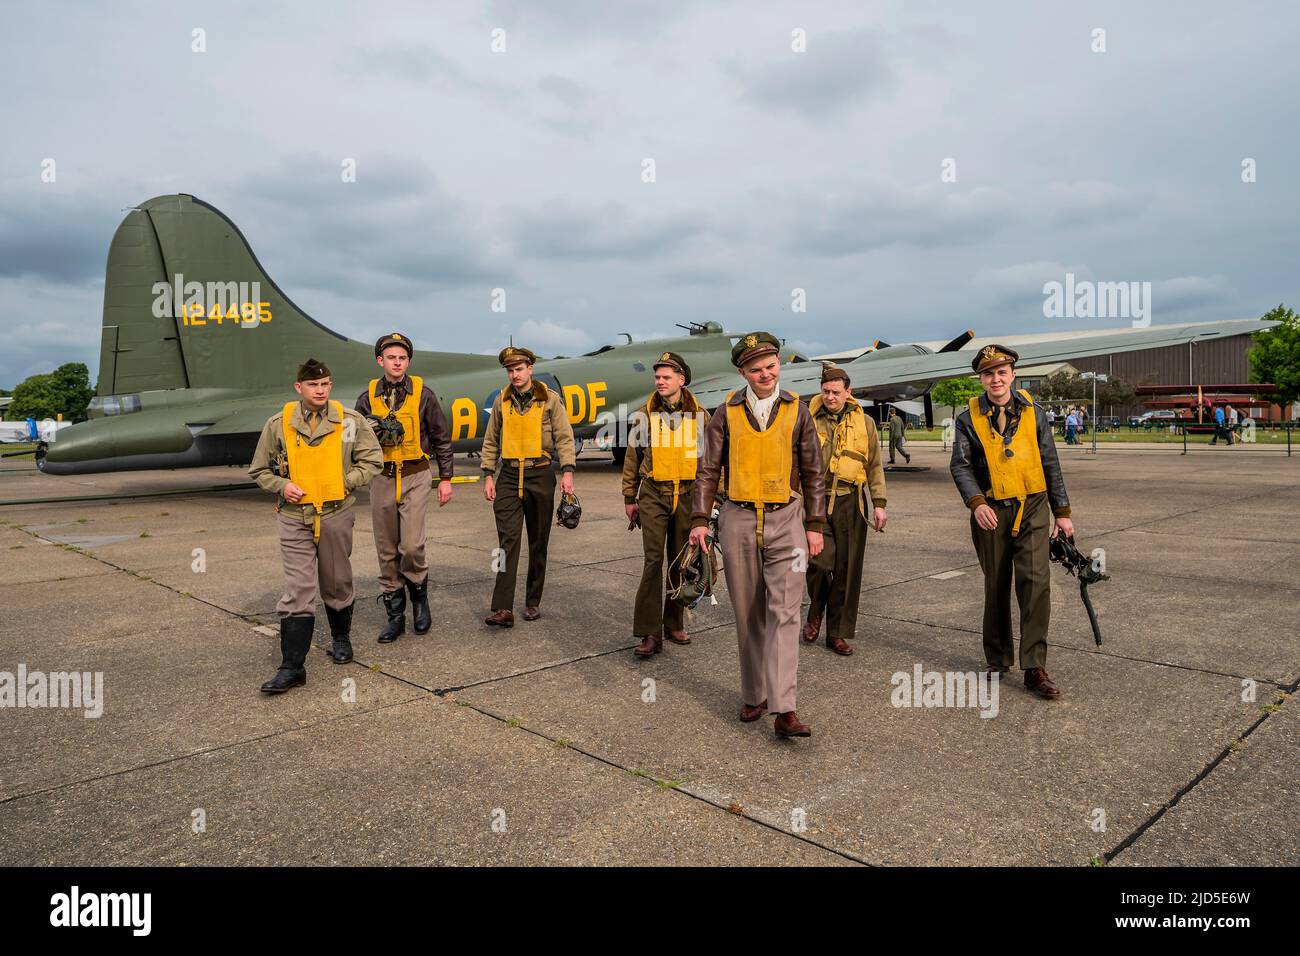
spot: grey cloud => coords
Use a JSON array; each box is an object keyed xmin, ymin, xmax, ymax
[
  {"xmin": 486, "ymin": 0, "xmax": 691, "ymax": 38},
  {"xmin": 512, "ymin": 201, "xmax": 709, "ymax": 261},
  {"xmin": 338, "ymin": 44, "xmax": 511, "ymax": 99},
  {"xmin": 538, "ymin": 74, "xmax": 590, "ymax": 108},
  {"xmin": 1042, "ymin": 181, "xmax": 1146, "ymax": 226},
  {"xmin": 790, "ymin": 183, "xmax": 1015, "ymax": 257},
  {"xmin": 230, "ymin": 155, "xmax": 513, "ymax": 298},
  {"xmin": 728, "ymin": 29, "xmax": 896, "ymax": 118},
  {"xmin": 0, "ymin": 188, "xmax": 122, "ymax": 283}
]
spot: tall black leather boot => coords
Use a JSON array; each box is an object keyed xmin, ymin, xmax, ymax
[
  {"xmin": 325, "ymin": 602, "xmax": 354, "ymax": 663},
  {"xmin": 377, "ymin": 588, "xmax": 406, "ymax": 643},
  {"xmin": 261, "ymin": 615, "xmax": 313, "ymax": 693},
  {"xmin": 407, "ymin": 579, "xmax": 431, "ymax": 635}
]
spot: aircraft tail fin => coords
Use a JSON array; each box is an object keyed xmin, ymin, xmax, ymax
[{"xmin": 97, "ymin": 194, "xmax": 356, "ymax": 395}]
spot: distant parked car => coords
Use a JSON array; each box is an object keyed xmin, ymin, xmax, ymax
[{"xmin": 1136, "ymin": 410, "xmax": 1178, "ymax": 429}]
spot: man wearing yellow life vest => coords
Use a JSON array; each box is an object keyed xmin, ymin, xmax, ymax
[
  {"xmin": 249, "ymin": 358, "xmax": 383, "ymax": 692},
  {"xmin": 950, "ymin": 344, "xmax": 1074, "ymax": 699},
  {"xmin": 803, "ymin": 363, "xmax": 887, "ymax": 656},
  {"xmin": 689, "ymin": 332, "xmax": 827, "ymax": 739},
  {"xmin": 623, "ymin": 351, "xmax": 711, "ymax": 658},
  {"xmin": 356, "ymin": 333, "xmax": 455, "ymax": 644},
  {"xmin": 479, "ymin": 346, "xmax": 577, "ymax": 628}
]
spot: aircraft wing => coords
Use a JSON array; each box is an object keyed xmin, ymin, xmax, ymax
[{"xmin": 689, "ymin": 318, "xmax": 1278, "ymax": 408}]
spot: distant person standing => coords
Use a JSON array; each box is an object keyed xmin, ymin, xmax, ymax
[
  {"xmin": 1227, "ymin": 404, "xmax": 1239, "ymax": 444},
  {"xmin": 887, "ymin": 406, "xmax": 911, "ymax": 464},
  {"xmin": 1064, "ymin": 408, "xmax": 1079, "ymax": 445}
]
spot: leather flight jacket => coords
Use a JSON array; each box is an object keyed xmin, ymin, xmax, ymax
[{"xmin": 950, "ymin": 391, "xmax": 1071, "ymax": 516}]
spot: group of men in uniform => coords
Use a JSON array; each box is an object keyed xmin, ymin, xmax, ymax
[{"xmin": 249, "ymin": 329, "xmax": 1076, "ymax": 725}]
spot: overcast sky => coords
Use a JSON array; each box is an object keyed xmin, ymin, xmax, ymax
[{"xmin": 2, "ymin": 0, "xmax": 1298, "ymax": 389}]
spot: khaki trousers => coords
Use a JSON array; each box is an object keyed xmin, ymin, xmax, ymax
[
  {"xmin": 276, "ymin": 508, "xmax": 356, "ymax": 618},
  {"xmin": 718, "ymin": 498, "xmax": 806, "ymax": 714},
  {"xmin": 370, "ymin": 469, "xmax": 431, "ymax": 592}
]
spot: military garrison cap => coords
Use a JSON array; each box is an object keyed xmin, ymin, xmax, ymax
[
  {"xmin": 375, "ymin": 332, "xmax": 413, "ymax": 357},
  {"xmin": 731, "ymin": 331, "xmax": 781, "ymax": 368},
  {"xmin": 296, "ymin": 358, "xmax": 332, "ymax": 382},
  {"xmin": 972, "ymin": 344, "xmax": 1019, "ymax": 374},
  {"xmin": 652, "ymin": 351, "xmax": 692, "ymax": 386},
  {"xmin": 820, "ymin": 362, "xmax": 850, "ymax": 387},
  {"xmin": 498, "ymin": 346, "xmax": 537, "ymax": 367}
]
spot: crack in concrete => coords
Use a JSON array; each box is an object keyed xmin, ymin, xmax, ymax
[{"xmin": 1104, "ymin": 682, "xmax": 1298, "ymax": 865}]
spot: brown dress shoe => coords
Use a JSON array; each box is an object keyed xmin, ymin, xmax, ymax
[
  {"xmin": 826, "ymin": 636, "xmax": 853, "ymax": 656},
  {"xmin": 803, "ymin": 613, "xmax": 822, "ymax": 642},
  {"xmin": 1024, "ymin": 667, "xmax": 1061, "ymax": 699},
  {"xmin": 774, "ymin": 711, "xmax": 811, "ymax": 738},
  {"xmin": 739, "ymin": 699, "xmax": 768, "ymax": 722},
  {"xmin": 633, "ymin": 634, "xmax": 663, "ymax": 658},
  {"xmin": 484, "ymin": 609, "xmax": 514, "ymax": 628},
  {"xmin": 523, "ymin": 606, "xmax": 541, "ymax": 621},
  {"xmin": 662, "ymin": 597, "xmax": 689, "ymax": 643}
]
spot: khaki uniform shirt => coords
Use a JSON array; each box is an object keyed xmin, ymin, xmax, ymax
[
  {"xmin": 248, "ymin": 400, "xmax": 384, "ymax": 524},
  {"xmin": 479, "ymin": 381, "xmax": 577, "ymax": 474}
]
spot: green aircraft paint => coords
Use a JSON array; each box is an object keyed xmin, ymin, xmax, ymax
[{"xmin": 39, "ymin": 194, "xmax": 740, "ymax": 475}]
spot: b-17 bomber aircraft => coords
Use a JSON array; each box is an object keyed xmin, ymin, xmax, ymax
[{"xmin": 34, "ymin": 194, "xmax": 1278, "ymax": 475}]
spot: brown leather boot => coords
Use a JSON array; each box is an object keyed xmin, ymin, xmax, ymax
[
  {"xmin": 522, "ymin": 606, "xmax": 541, "ymax": 621},
  {"xmin": 1024, "ymin": 667, "xmax": 1061, "ymax": 699},
  {"xmin": 484, "ymin": 609, "xmax": 515, "ymax": 628},
  {"xmin": 663, "ymin": 598, "xmax": 690, "ymax": 644},
  {"xmin": 826, "ymin": 636, "xmax": 853, "ymax": 656},
  {"xmin": 774, "ymin": 711, "xmax": 811, "ymax": 737},
  {"xmin": 633, "ymin": 634, "xmax": 663, "ymax": 658},
  {"xmin": 739, "ymin": 699, "xmax": 767, "ymax": 722},
  {"xmin": 803, "ymin": 613, "xmax": 822, "ymax": 642}
]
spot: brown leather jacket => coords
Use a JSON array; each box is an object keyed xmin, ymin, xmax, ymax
[{"xmin": 689, "ymin": 388, "xmax": 827, "ymax": 533}]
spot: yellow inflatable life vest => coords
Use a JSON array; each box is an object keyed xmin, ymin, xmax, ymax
[
  {"xmin": 726, "ymin": 392, "xmax": 796, "ymax": 549},
  {"xmin": 810, "ymin": 396, "xmax": 871, "ymax": 515},
  {"xmin": 966, "ymin": 389, "xmax": 1047, "ymax": 536},
  {"xmin": 369, "ymin": 376, "xmax": 426, "ymax": 503},
  {"xmin": 281, "ymin": 400, "xmax": 346, "ymax": 541},
  {"xmin": 500, "ymin": 389, "xmax": 546, "ymax": 497},
  {"xmin": 649, "ymin": 408, "xmax": 698, "ymax": 512}
]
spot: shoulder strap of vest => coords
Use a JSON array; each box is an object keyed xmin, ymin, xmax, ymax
[
  {"xmin": 1017, "ymin": 388, "xmax": 1033, "ymax": 405},
  {"xmin": 369, "ymin": 378, "xmax": 381, "ymax": 401},
  {"xmin": 967, "ymin": 396, "xmax": 981, "ymax": 417},
  {"xmin": 410, "ymin": 375, "xmax": 423, "ymax": 393}
]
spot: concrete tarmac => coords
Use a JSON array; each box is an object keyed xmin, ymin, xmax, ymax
[{"xmin": 0, "ymin": 444, "xmax": 1295, "ymax": 866}]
